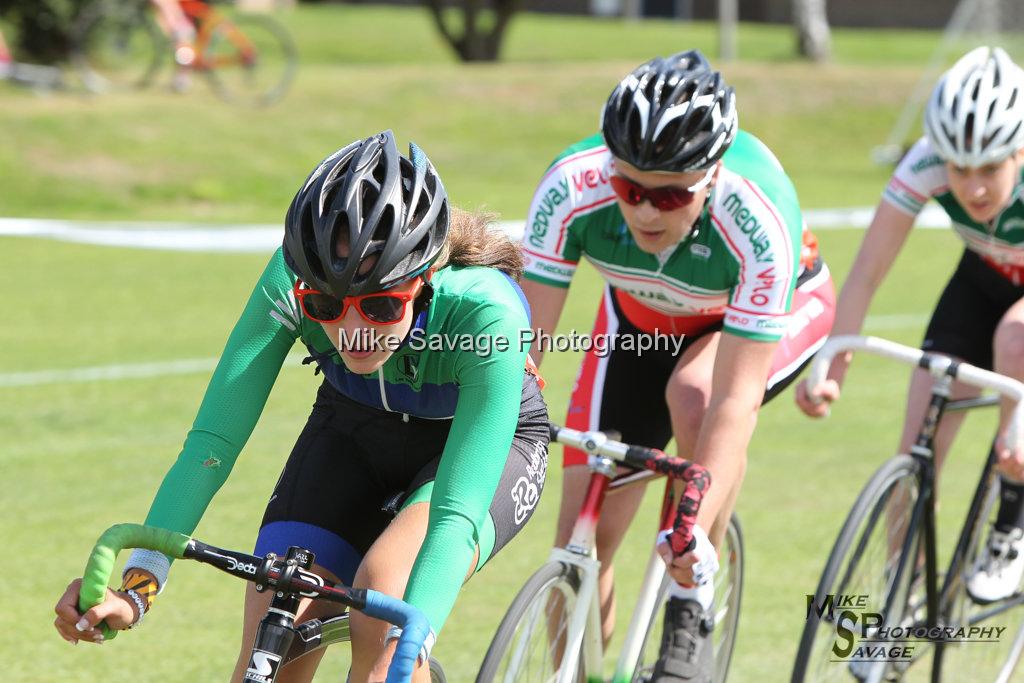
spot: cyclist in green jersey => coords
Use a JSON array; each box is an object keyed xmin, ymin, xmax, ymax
[
  {"xmin": 798, "ymin": 46, "xmax": 1024, "ymax": 604},
  {"xmin": 522, "ymin": 51, "xmax": 835, "ymax": 682},
  {"xmin": 53, "ymin": 131, "xmax": 550, "ymax": 682}
]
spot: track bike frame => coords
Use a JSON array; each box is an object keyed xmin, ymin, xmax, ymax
[
  {"xmin": 804, "ymin": 335, "xmax": 1024, "ymax": 683},
  {"xmin": 175, "ymin": 0, "xmax": 260, "ymax": 71},
  {"xmin": 538, "ymin": 426, "xmax": 711, "ymax": 683}
]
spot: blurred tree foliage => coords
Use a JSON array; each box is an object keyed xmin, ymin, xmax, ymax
[
  {"xmin": 424, "ymin": 0, "xmax": 519, "ymax": 62},
  {"xmin": 0, "ymin": 0, "xmax": 91, "ymax": 63}
]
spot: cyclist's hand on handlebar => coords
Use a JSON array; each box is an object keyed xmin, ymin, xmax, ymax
[
  {"xmin": 996, "ymin": 432, "xmax": 1024, "ymax": 482},
  {"xmin": 795, "ymin": 378, "xmax": 840, "ymax": 418},
  {"xmin": 657, "ymin": 525, "xmax": 718, "ymax": 588},
  {"xmin": 53, "ymin": 578, "xmax": 136, "ymax": 645}
]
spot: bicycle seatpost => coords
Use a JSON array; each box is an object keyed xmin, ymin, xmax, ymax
[{"xmin": 244, "ymin": 546, "xmax": 316, "ymax": 683}]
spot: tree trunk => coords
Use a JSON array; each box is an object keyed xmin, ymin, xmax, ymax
[
  {"xmin": 793, "ymin": 0, "xmax": 830, "ymax": 62},
  {"xmin": 425, "ymin": 0, "xmax": 519, "ymax": 63}
]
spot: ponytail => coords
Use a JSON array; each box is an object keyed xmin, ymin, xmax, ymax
[{"xmin": 433, "ymin": 207, "xmax": 524, "ymax": 280}]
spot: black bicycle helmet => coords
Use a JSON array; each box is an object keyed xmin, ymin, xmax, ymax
[
  {"xmin": 602, "ymin": 49, "xmax": 737, "ymax": 172},
  {"xmin": 283, "ymin": 130, "xmax": 449, "ymax": 298}
]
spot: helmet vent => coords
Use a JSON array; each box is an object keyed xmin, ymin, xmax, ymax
[
  {"xmin": 301, "ymin": 203, "xmax": 326, "ymax": 283},
  {"xmin": 373, "ymin": 205, "xmax": 395, "ymax": 246}
]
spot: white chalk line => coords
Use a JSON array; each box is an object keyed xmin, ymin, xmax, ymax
[
  {"xmin": 0, "ymin": 211, "xmax": 936, "ymax": 388},
  {"xmin": 0, "ymin": 206, "xmax": 954, "ymax": 253},
  {"xmin": 0, "ymin": 314, "xmax": 929, "ymax": 388},
  {"xmin": 0, "ymin": 354, "xmax": 308, "ymax": 388}
]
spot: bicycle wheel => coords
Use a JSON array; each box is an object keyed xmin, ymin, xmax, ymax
[
  {"xmin": 429, "ymin": 656, "xmax": 447, "ymax": 683},
  {"xmin": 476, "ymin": 560, "xmax": 585, "ymax": 683},
  {"xmin": 937, "ymin": 476, "xmax": 1024, "ymax": 682},
  {"xmin": 201, "ymin": 12, "xmax": 297, "ymax": 106},
  {"xmin": 632, "ymin": 514, "xmax": 744, "ymax": 682},
  {"xmin": 71, "ymin": 0, "xmax": 166, "ymax": 92},
  {"xmin": 792, "ymin": 455, "xmax": 925, "ymax": 683}
]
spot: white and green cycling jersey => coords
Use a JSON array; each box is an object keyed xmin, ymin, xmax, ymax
[
  {"xmin": 522, "ymin": 130, "xmax": 805, "ymax": 342},
  {"xmin": 884, "ymin": 136, "xmax": 1024, "ymax": 283}
]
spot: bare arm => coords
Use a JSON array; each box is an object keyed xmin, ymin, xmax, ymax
[
  {"xmin": 694, "ymin": 333, "xmax": 776, "ymax": 528},
  {"xmin": 662, "ymin": 332, "xmax": 777, "ymax": 584},
  {"xmin": 827, "ymin": 201, "xmax": 917, "ymax": 382},
  {"xmin": 795, "ymin": 201, "xmax": 917, "ymax": 416},
  {"xmin": 520, "ymin": 278, "xmax": 570, "ymax": 367}
]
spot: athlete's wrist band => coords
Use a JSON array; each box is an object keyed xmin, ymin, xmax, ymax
[
  {"xmin": 125, "ymin": 590, "xmax": 147, "ymax": 629},
  {"xmin": 123, "ymin": 549, "xmax": 170, "ymax": 593},
  {"xmin": 120, "ymin": 570, "xmax": 158, "ymax": 612}
]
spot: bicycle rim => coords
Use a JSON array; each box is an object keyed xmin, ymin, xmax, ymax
[
  {"xmin": 476, "ymin": 561, "xmax": 584, "ymax": 683},
  {"xmin": 792, "ymin": 455, "xmax": 924, "ymax": 683},
  {"xmin": 936, "ymin": 478, "xmax": 1024, "ymax": 682},
  {"xmin": 202, "ymin": 12, "xmax": 297, "ymax": 106},
  {"xmin": 72, "ymin": 2, "xmax": 165, "ymax": 92},
  {"xmin": 632, "ymin": 514, "xmax": 744, "ymax": 683}
]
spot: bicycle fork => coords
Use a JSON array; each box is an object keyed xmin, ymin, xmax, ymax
[{"xmin": 548, "ymin": 547, "xmax": 603, "ymax": 683}]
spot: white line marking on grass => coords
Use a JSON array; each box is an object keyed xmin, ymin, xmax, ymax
[
  {"xmin": 0, "ymin": 355, "xmax": 307, "ymax": 388},
  {"xmin": 1, "ymin": 314, "xmax": 930, "ymax": 388},
  {"xmin": 0, "ymin": 207, "xmax": 954, "ymax": 253}
]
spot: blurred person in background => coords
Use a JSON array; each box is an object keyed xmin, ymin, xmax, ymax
[
  {"xmin": 520, "ymin": 50, "xmax": 835, "ymax": 682},
  {"xmin": 53, "ymin": 130, "xmax": 550, "ymax": 683},
  {"xmin": 0, "ymin": 26, "xmax": 12, "ymax": 77},
  {"xmin": 151, "ymin": 0, "xmax": 196, "ymax": 91},
  {"xmin": 798, "ymin": 46, "xmax": 1024, "ymax": 604}
]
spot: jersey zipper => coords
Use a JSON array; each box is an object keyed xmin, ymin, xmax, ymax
[{"xmin": 377, "ymin": 368, "xmax": 410, "ymax": 422}]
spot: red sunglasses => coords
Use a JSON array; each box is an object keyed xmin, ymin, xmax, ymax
[
  {"xmin": 609, "ymin": 165, "xmax": 716, "ymax": 212},
  {"xmin": 293, "ymin": 278, "xmax": 423, "ymax": 325}
]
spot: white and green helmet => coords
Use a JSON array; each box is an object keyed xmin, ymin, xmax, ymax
[{"xmin": 924, "ymin": 46, "xmax": 1024, "ymax": 167}]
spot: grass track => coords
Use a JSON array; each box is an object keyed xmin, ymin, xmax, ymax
[
  {"xmin": 0, "ymin": 5, "xmax": 1009, "ymax": 682},
  {"xmin": 3, "ymin": 228, "xmax": 1001, "ymax": 681}
]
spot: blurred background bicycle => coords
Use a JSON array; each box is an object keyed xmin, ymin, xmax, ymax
[{"xmin": 71, "ymin": 0, "xmax": 297, "ymax": 105}]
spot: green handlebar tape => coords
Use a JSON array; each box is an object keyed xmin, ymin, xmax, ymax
[{"xmin": 77, "ymin": 524, "xmax": 191, "ymax": 639}]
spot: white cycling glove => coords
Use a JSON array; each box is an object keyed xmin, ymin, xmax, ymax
[{"xmin": 658, "ymin": 523, "xmax": 718, "ymax": 586}]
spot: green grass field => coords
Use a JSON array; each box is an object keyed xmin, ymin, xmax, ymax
[{"xmin": 0, "ymin": 5, "xmax": 1010, "ymax": 682}]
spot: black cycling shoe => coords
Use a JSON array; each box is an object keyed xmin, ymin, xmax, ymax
[{"xmin": 651, "ymin": 597, "xmax": 714, "ymax": 683}]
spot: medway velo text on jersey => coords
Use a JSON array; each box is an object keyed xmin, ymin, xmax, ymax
[
  {"xmin": 522, "ymin": 130, "xmax": 804, "ymax": 342},
  {"xmin": 884, "ymin": 136, "xmax": 1024, "ymax": 284}
]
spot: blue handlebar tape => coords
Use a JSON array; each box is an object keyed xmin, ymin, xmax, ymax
[{"xmin": 362, "ymin": 590, "xmax": 433, "ymax": 683}]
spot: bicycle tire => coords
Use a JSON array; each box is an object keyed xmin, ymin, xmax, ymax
[
  {"xmin": 71, "ymin": 0, "xmax": 165, "ymax": 93},
  {"xmin": 476, "ymin": 560, "xmax": 585, "ymax": 683},
  {"xmin": 792, "ymin": 454, "xmax": 925, "ymax": 683},
  {"xmin": 429, "ymin": 656, "xmax": 447, "ymax": 683},
  {"xmin": 201, "ymin": 12, "xmax": 297, "ymax": 106},
  {"xmin": 935, "ymin": 476, "xmax": 1024, "ymax": 682},
  {"xmin": 632, "ymin": 514, "xmax": 744, "ymax": 683}
]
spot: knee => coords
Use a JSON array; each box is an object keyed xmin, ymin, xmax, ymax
[
  {"xmin": 994, "ymin": 319, "xmax": 1024, "ymax": 378},
  {"xmin": 665, "ymin": 377, "xmax": 710, "ymax": 445}
]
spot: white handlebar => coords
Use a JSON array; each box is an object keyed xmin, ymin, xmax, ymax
[{"xmin": 808, "ymin": 335, "xmax": 1024, "ymax": 450}]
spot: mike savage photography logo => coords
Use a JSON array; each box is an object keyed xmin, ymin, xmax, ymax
[
  {"xmin": 334, "ymin": 328, "xmax": 689, "ymax": 358},
  {"xmin": 806, "ymin": 593, "xmax": 1005, "ymax": 664}
]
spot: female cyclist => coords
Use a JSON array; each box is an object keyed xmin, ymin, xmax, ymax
[
  {"xmin": 53, "ymin": 130, "xmax": 550, "ymax": 682},
  {"xmin": 521, "ymin": 50, "xmax": 835, "ymax": 682},
  {"xmin": 798, "ymin": 46, "xmax": 1024, "ymax": 604}
]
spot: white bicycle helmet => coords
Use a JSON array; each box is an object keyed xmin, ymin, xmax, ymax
[{"xmin": 924, "ymin": 46, "xmax": 1024, "ymax": 167}]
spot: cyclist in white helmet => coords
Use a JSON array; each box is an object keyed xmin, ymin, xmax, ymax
[{"xmin": 798, "ymin": 46, "xmax": 1024, "ymax": 603}]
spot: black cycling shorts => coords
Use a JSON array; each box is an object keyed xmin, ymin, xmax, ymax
[
  {"xmin": 254, "ymin": 373, "xmax": 549, "ymax": 584},
  {"xmin": 563, "ymin": 258, "xmax": 835, "ymax": 466},
  {"xmin": 923, "ymin": 249, "xmax": 1024, "ymax": 370}
]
